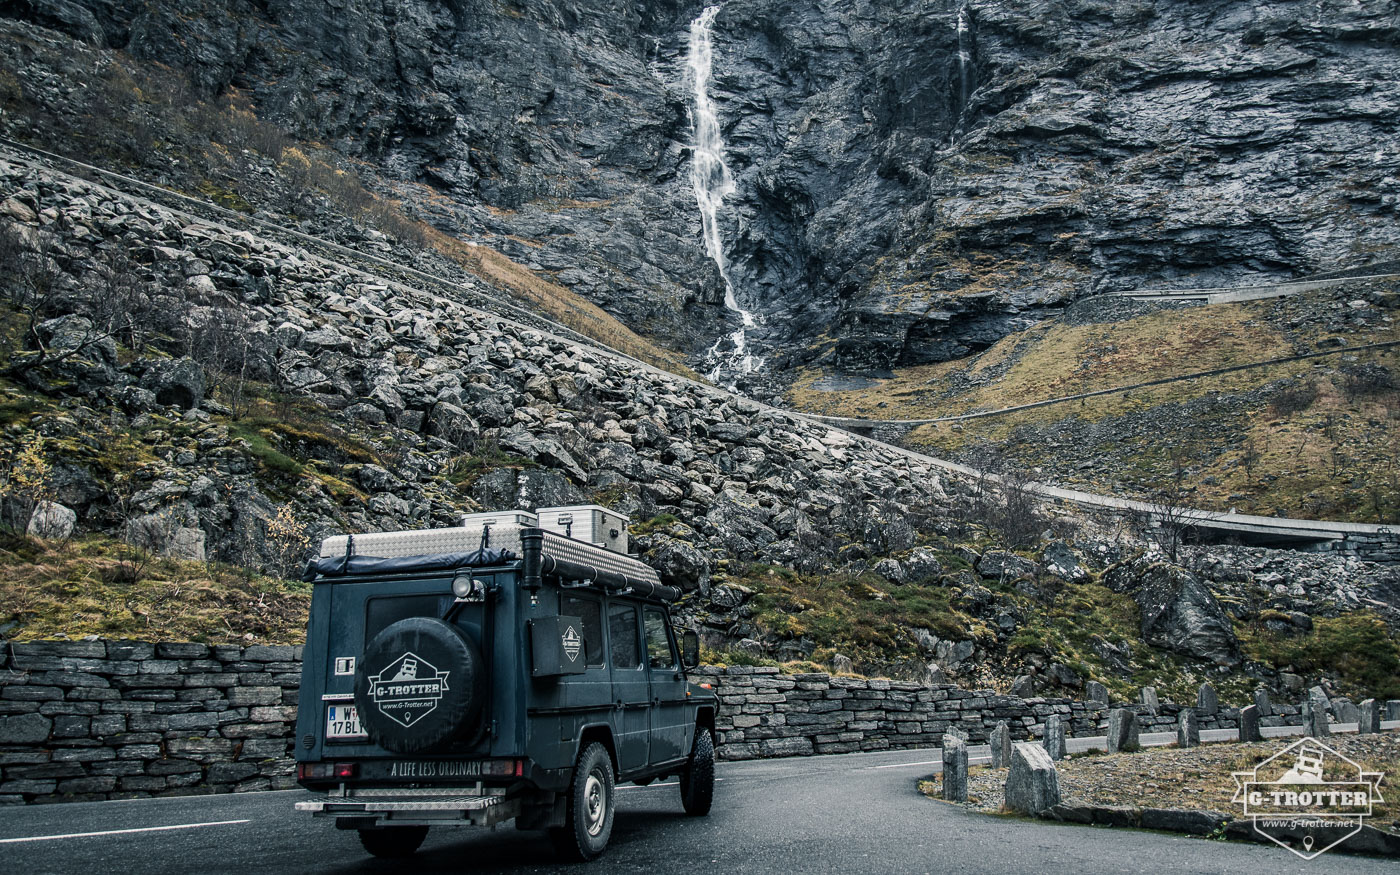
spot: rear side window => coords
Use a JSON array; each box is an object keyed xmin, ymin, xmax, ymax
[
  {"xmin": 644, "ymin": 608, "xmax": 676, "ymax": 671},
  {"xmin": 607, "ymin": 604, "xmax": 640, "ymax": 669},
  {"xmin": 561, "ymin": 594, "xmax": 603, "ymax": 666}
]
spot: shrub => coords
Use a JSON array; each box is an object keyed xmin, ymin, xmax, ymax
[{"xmin": 1269, "ymin": 380, "xmax": 1318, "ymax": 416}]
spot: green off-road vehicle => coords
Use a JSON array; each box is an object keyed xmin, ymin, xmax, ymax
[{"xmin": 293, "ymin": 505, "xmax": 717, "ymax": 861}]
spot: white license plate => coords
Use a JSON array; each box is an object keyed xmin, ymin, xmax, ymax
[{"xmin": 326, "ymin": 704, "xmax": 365, "ymax": 740}]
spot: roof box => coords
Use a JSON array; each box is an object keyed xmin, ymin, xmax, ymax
[{"xmin": 537, "ymin": 505, "xmax": 628, "ymax": 555}]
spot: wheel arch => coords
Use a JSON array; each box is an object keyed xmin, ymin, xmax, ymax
[{"xmin": 576, "ymin": 723, "xmax": 618, "ymax": 775}]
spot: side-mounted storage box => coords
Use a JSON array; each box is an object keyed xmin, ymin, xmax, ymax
[
  {"xmin": 529, "ymin": 615, "xmax": 588, "ymax": 677},
  {"xmin": 537, "ymin": 505, "xmax": 628, "ymax": 555}
]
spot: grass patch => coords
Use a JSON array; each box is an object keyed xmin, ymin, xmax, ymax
[
  {"xmin": 0, "ymin": 534, "xmax": 310, "ymax": 643},
  {"xmin": 732, "ymin": 564, "xmax": 989, "ymax": 668},
  {"xmin": 444, "ymin": 446, "xmax": 537, "ymax": 487},
  {"xmin": 1239, "ymin": 611, "xmax": 1400, "ymax": 700}
]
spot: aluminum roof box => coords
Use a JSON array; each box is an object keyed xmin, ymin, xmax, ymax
[
  {"xmin": 537, "ymin": 505, "xmax": 628, "ymax": 555},
  {"xmin": 461, "ymin": 511, "xmax": 538, "ymax": 529}
]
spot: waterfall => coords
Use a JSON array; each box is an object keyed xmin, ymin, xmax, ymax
[
  {"xmin": 955, "ymin": 5, "xmax": 976, "ymax": 121},
  {"xmin": 686, "ymin": 4, "xmax": 762, "ymax": 385}
]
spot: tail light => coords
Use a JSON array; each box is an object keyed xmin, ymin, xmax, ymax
[
  {"xmin": 298, "ymin": 762, "xmax": 359, "ymax": 780},
  {"xmin": 480, "ymin": 759, "xmax": 524, "ymax": 778}
]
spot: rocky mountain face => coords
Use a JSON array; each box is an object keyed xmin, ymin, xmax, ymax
[
  {"xmin": 7, "ymin": 0, "xmax": 1397, "ymax": 384},
  {"xmin": 4, "ymin": 151, "xmax": 1399, "ymax": 696}
]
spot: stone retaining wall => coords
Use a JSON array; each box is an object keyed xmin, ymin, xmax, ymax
[
  {"xmin": 693, "ymin": 667, "xmax": 1306, "ymax": 759},
  {"xmin": 0, "ymin": 640, "xmax": 300, "ymax": 804},
  {"xmin": 0, "ymin": 641, "xmax": 1315, "ymax": 804}
]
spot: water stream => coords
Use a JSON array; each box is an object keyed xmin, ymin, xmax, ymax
[
  {"xmin": 686, "ymin": 5, "xmax": 763, "ymax": 385},
  {"xmin": 955, "ymin": 5, "xmax": 976, "ymax": 125}
]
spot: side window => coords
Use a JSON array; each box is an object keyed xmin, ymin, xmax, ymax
[
  {"xmin": 607, "ymin": 603, "xmax": 640, "ymax": 669},
  {"xmin": 561, "ymin": 594, "xmax": 603, "ymax": 666},
  {"xmin": 644, "ymin": 608, "xmax": 677, "ymax": 671}
]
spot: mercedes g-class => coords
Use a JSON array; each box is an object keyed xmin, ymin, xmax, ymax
[{"xmin": 292, "ymin": 506, "xmax": 717, "ymax": 861}]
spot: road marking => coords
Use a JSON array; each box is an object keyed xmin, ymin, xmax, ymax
[
  {"xmin": 0, "ymin": 820, "xmax": 251, "ymax": 844},
  {"xmin": 872, "ymin": 760, "xmax": 942, "ymax": 770}
]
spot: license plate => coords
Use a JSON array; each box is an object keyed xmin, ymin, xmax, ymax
[{"xmin": 326, "ymin": 704, "xmax": 365, "ymax": 740}]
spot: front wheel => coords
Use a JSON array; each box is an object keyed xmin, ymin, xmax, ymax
[
  {"xmin": 680, "ymin": 727, "xmax": 714, "ymax": 816},
  {"xmin": 358, "ymin": 825, "xmax": 428, "ymax": 858},
  {"xmin": 551, "ymin": 742, "xmax": 615, "ymax": 861}
]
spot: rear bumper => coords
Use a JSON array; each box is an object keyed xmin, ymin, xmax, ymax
[{"xmin": 296, "ymin": 790, "xmax": 523, "ymax": 828}]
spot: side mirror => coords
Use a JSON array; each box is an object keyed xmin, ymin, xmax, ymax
[{"xmin": 681, "ymin": 629, "xmax": 700, "ymax": 669}]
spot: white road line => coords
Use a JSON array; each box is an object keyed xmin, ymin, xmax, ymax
[
  {"xmin": 872, "ymin": 760, "xmax": 943, "ymax": 770},
  {"xmin": 0, "ymin": 820, "xmax": 251, "ymax": 844}
]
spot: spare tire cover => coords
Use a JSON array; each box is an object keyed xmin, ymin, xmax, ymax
[{"xmin": 354, "ymin": 617, "xmax": 484, "ymax": 754}]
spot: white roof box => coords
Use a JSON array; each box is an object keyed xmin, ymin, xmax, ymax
[
  {"xmin": 461, "ymin": 510, "xmax": 537, "ymax": 529},
  {"xmin": 537, "ymin": 505, "xmax": 629, "ymax": 555}
]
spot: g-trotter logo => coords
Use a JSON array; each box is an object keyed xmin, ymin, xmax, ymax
[
  {"xmin": 1232, "ymin": 737, "xmax": 1384, "ymax": 859},
  {"xmin": 368, "ymin": 652, "xmax": 451, "ymax": 728},
  {"xmin": 561, "ymin": 624, "xmax": 582, "ymax": 664}
]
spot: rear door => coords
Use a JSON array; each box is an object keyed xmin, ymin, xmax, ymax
[
  {"xmin": 644, "ymin": 607, "xmax": 690, "ymax": 767},
  {"xmin": 606, "ymin": 601, "xmax": 649, "ymax": 775}
]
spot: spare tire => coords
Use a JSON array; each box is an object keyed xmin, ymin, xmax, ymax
[{"xmin": 354, "ymin": 617, "xmax": 484, "ymax": 754}]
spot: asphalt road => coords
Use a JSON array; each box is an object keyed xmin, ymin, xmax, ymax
[{"xmin": 1, "ymin": 728, "xmax": 1395, "ymax": 875}]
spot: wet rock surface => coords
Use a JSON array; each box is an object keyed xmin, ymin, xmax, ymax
[{"xmin": 4, "ymin": 0, "xmax": 1399, "ymax": 381}]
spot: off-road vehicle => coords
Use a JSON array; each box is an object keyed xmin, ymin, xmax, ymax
[{"xmin": 293, "ymin": 505, "xmax": 717, "ymax": 861}]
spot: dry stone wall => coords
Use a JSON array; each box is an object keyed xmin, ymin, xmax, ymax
[
  {"xmin": 0, "ymin": 640, "xmax": 300, "ymax": 804},
  {"xmin": 0, "ymin": 640, "xmax": 1338, "ymax": 805},
  {"xmin": 694, "ymin": 667, "xmax": 1309, "ymax": 759}
]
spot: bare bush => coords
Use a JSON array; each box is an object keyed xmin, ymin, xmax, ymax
[
  {"xmin": 188, "ymin": 306, "xmax": 265, "ymax": 417},
  {"xmin": 1269, "ymin": 380, "xmax": 1318, "ymax": 416},
  {"xmin": 1341, "ymin": 363, "xmax": 1394, "ymax": 399}
]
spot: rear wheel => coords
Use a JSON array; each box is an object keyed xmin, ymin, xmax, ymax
[
  {"xmin": 551, "ymin": 742, "xmax": 615, "ymax": 861},
  {"xmin": 680, "ymin": 727, "xmax": 714, "ymax": 816},
  {"xmin": 358, "ymin": 825, "xmax": 428, "ymax": 858}
]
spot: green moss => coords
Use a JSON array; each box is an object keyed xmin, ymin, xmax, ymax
[
  {"xmin": 1240, "ymin": 611, "xmax": 1400, "ymax": 699},
  {"xmin": 196, "ymin": 180, "xmax": 254, "ymax": 213},
  {"xmin": 632, "ymin": 513, "xmax": 679, "ymax": 535},
  {"xmin": 445, "ymin": 446, "xmax": 537, "ymax": 487},
  {"xmin": 227, "ymin": 423, "xmax": 303, "ymax": 477}
]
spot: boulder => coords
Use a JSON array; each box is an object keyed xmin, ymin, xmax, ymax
[
  {"xmin": 1358, "ymin": 699, "xmax": 1380, "ymax": 734},
  {"xmin": 1040, "ymin": 541, "xmax": 1085, "ymax": 580},
  {"xmin": 1239, "ymin": 704, "xmax": 1261, "ymax": 742},
  {"xmin": 901, "ymin": 547, "xmax": 943, "ymax": 582},
  {"xmin": 1139, "ymin": 686, "xmax": 1159, "ymax": 715},
  {"xmin": 1252, "ymin": 688, "xmax": 1272, "ymax": 718},
  {"xmin": 140, "ymin": 357, "xmax": 206, "ymax": 410},
  {"xmin": 1197, "ymin": 682, "xmax": 1218, "ymax": 717},
  {"xmin": 1106, "ymin": 708, "xmax": 1139, "ymax": 753},
  {"xmin": 26, "ymin": 500, "xmax": 76, "ymax": 540},
  {"xmin": 1005, "ymin": 743, "xmax": 1060, "ymax": 815},
  {"xmin": 873, "ymin": 558, "xmax": 906, "ymax": 584},
  {"xmin": 989, "ymin": 721, "xmax": 1012, "ymax": 768},
  {"xmin": 1104, "ymin": 558, "xmax": 1240, "ymax": 665},
  {"xmin": 1086, "ymin": 680, "xmax": 1109, "ymax": 706},
  {"xmin": 643, "ymin": 536, "xmax": 712, "ymax": 593},
  {"xmin": 1303, "ymin": 700, "xmax": 1330, "ymax": 737},
  {"xmin": 942, "ymin": 735, "xmax": 967, "ymax": 802},
  {"xmin": 1010, "ymin": 675, "xmax": 1036, "ymax": 698},
  {"xmin": 976, "ymin": 551, "xmax": 1039, "ymax": 581},
  {"xmin": 1177, "ymin": 708, "xmax": 1200, "ymax": 748},
  {"xmin": 1042, "ymin": 715, "xmax": 1066, "ymax": 761}
]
